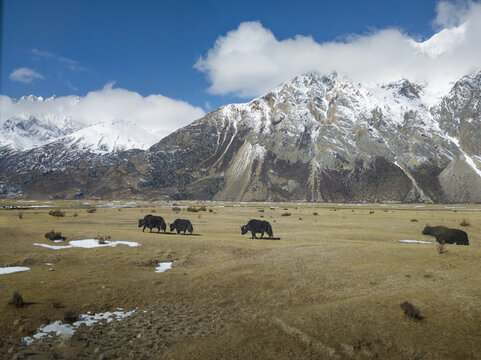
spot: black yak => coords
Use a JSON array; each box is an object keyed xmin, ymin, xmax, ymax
[
  {"xmin": 241, "ymin": 219, "xmax": 273, "ymax": 239},
  {"xmin": 170, "ymin": 219, "xmax": 193, "ymax": 234},
  {"xmin": 422, "ymin": 225, "xmax": 469, "ymax": 245},
  {"xmin": 138, "ymin": 214, "xmax": 167, "ymax": 233}
]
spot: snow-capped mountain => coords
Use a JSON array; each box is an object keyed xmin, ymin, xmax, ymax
[
  {"xmin": 1, "ymin": 71, "xmax": 480, "ymax": 202},
  {"xmin": 0, "ymin": 95, "xmax": 162, "ymax": 153}
]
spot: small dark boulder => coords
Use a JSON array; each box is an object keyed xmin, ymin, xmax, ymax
[{"xmin": 422, "ymin": 225, "xmax": 469, "ymax": 245}]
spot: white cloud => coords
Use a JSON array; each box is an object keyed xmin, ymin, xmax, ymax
[
  {"xmin": 0, "ymin": 84, "xmax": 205, "ymax": 139},
  {"xmin": 195, "ymin": 1, "xmax": 481, "ymax": 98},
  {"xmin": 9, "ymin": 67, "xmax": 44, "ymax": 83}
]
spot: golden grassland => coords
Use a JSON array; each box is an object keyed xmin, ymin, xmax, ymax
[{"xmin": 0, "ymin": 200, "xmax": 480, "ymax": 359}]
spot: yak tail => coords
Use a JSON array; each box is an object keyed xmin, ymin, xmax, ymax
[
  {"xmin": 187, "ymin": 222, "xmax": 193, "ymax": 233},
  {"xmin": 267, "ymin": 223, "xmax": 273, "ymax": 238}
]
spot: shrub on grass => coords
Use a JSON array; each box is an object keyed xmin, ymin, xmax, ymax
[
  {"xmin": 187, "ymin": 207, "xmax": 199, "ymax": 212},
  {"xmin": 460, "ymin": 219, "xmax": 470, "ymax": 227},
  {"xmin": 172, "ymin": 207, "xmax": 181, "ymax": 212},
  {"xmin": 73, "ymin": 212, "xmax": 78, "ymax": 217},
  {"xmin": 9, "ymin": 291, "xmax": 25, "ymax": 308},
  {"xmin": 400, "ymin": 301, "xmax": 423, "ymax": 320},
  {"xmin": 49, "ymin": 209, "xmax": 65, "ymax": 217},
  {"xmin": 86, "ymin": 208, "xmax": 96, "ymax": 213},
  {"xmin": 18, "ymin": 212, "xmax": 23, "ymax": 219},
  {"xmin": 208, "ymin": 209, "xmax": 213, "ymax": 213},
  {"xmin": 369, "ymin": 211, "xmax": 375, "ymax": 214},
  {"xmin": 64, "ymin": 311, "xmax": 78, "ymax": 324},
  {"xmin": 95, "ymin": 235, "xmax": 111, "ymax": 244},
  {"xmin": 411, "ymin": 219, "xmax": 418, "ymax": 222},
  {"xmin": 45, "ymin": 230, "xmax": 65, "ymax": 241},
  {"xmin": 258, "ymin": 209, "xmax": 265, "ymax": 213},
  {"xmin": 281, "ymin": 212, "xmax": 291, "ymax": 217}
]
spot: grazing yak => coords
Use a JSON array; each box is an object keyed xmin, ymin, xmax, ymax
[
  {"xmin": 241, "ymin": 219, "xmax": 273, "ymax": 239},
  {"xmin": 422, "ymin": 225, "xmax": 469, "ymax": 245},
  {"xmin": 138, "ymin": 214, "xmax": 167, "ymax": 233},
  {"xmin": 170, "ymin": 219, "xmax": 193, "ymax": 234}
]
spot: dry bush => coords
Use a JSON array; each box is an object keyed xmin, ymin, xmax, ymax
[
  {"xmin": 258, "ymin": 209, "xmax": 265, "ymax": 213},
  {"xmin": 64, "ymin": 311, "xmax": 78, "ymax": 324},
  {"xmin": 460, "ymin": 219, "xmax": 470, "ymax": 227},
  {"xmin": 187, "ymin": 207, "xmax": 199, "ymax": 212},
  {"xmin": 172, "ymin": 207, "xmax": 181, "ymax": 212},
  {"xmin": 411, "ymin": 219, "xmax": 418, "ymax": 222},
  {"xmin": 281, "ymin": 212, "xmax": 291, "ymax": 217},
  {"xmin": 299, "ymin": 217, "xmax": 302, "ymax": 220},
  {"xmin": 313, "ymin": 212, "xmax": 318, "ymax": 216},
  {"xmin": 283, "ymin": 208, "xmax": 289, "ymax": 211},
  {"xmin": 49, "ymin": 209, "xmax": 65, "ymax": 217},
  {"xmin": 9, "ymin": 291, "xmax": 25, "ymax": 308},
  {"xmin": 208, "ymin": 209, "xmax": 213, "ymax": 213},
  {"xmin": 400, "ymin": 301, "xmax": 423, "ymax": 320},
  {"xmin": 73, "ymin": 212, "xmax": 78, "ymax": 217},
  {"xmin": 437, "ymin": 243, "xmax": 447, "ymax": 254},
  {"xmin": 18, "ymin": 212, "xmax": 23, "ymax": 219},
  {"xmin": 151, "ymin": 209, "xmax": 157, "ymax": 213},
  {"xmin": 86, "ymin": 208, "xmax": 96, "ymax": 213},
  {"xmin": 369, "ymin": 211, "xmax": 375, "ymax": 214},
  {"xmin": 45, "ymin": 230, "xmax": 65, "ymax": 241},
  {"xmin": 199, "ymin": 206, "xmax": 207, "ymax": 211},
  {"xmin": 95, "ymin": 234, "xmax": 111, "ymax": 244}
]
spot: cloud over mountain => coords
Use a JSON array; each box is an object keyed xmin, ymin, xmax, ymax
[
  {"xmin": 0, "ymin": 83, "xmax": 205, "ymax": 139},
  {"xmin": 195, "ymin": 1, "xmax": 481, "ymax": 98},
  {"xmin": 9, "ymin": 68, "xmax": 44, "ymax": 84}
]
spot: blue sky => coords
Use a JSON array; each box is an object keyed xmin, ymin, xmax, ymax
[
  {"xmin": 1, "ymin": 0, "xmax": 480, "ymax": 135},
  {"xmin": 2, "ymin": 0, "xmax": 440, "ymax": 108}
]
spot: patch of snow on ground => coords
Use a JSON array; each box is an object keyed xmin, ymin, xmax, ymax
[
  {"xmin": 0, "ymin": 267, "xmax": 30, "ymax": 275},
  {"xmin": 22, "ymin": 310, "xmax": 136, "ymax": 346},
  {"xmin": 399, "ymin": 239, "xmax": 433, "ymax": 244},
  {"xmin": 34, "ymin": 239, "xmax": 141, "ymax": 250},
  {"xmin": 155, "ymin": 262, "xmax": 173, "ymax": 273}
]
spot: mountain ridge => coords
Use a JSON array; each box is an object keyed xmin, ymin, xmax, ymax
[{"xmin": 1, "ymin": 71, "xmax": 480, "ymax": 202}]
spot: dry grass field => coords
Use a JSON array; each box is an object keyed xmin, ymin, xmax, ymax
[{"xmin": 1, "ymin": 200, "xmax": 480, "ymax": 359}]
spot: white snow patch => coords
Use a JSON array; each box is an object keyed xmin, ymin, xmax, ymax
[
  {"xmin": 155, "ymin": 262, "xmax": 173, "ymax": 273},
  {"xmin": 22, "ymin": 310, "xmax": 135, "ymax": 346},
  {"xmin": 398, "ymin": 239, "xmax": 433, "ymax": 244},
  {"xmin": 0, "ymin": 267, "xmax": 30, "ymax": 275},
  {"xmin": 34, "ymin": 239, "xmax": 141, "ymax": 250},
  {"xmin": 446, "ymin": 135, "xmax": 481, "ymax": 178}
]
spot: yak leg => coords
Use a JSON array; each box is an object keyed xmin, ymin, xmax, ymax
[
  {"xmin": 260, "ymin": 232, "xmax": 264, "ymax": 238},
  {"xmin": 142, "ymin": 226, "xmax": 146, "ymax": 232},
  {"xmin": 251, "ymin": 232, "xmax": 257, "ymax": 239}
]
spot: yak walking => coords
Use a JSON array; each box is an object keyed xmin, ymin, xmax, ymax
[
  {"xmin": 170, "ymin": 219, "xmax": 194, "ymax": 235},
  {"xmin": 241, "ymin": 219, "xmax": 273, "ymax": 239},
  {"xmin": 138, "ymin": 214, "xmax": 167, "ymax": 233},
  {"xmin": 422, "ymin": 225, "xmax": 469, "ymax": 245}
]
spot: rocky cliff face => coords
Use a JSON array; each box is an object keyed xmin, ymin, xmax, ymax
[{"xmin": 1, "ymin": 72, "xmax": 480, "ymax": 202}]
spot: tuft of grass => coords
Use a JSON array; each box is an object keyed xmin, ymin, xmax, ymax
[
  {"xmin": 49, "ymin": 209, "xmax": 65, "ymax": 217},
  {"xmin": 9, "ymin": 291, "xmax": 25, "ymax": 308},
  {"xmin": 437, "ymin": 243, "xmax": 447, "ymax": 254},
  {"xmin": 208, "ymin": 209, "xmax": 213, "ymax": 213},
  {"xmin": 460, "ymin": 219, "xmax": 470, "ymax": 227},
  {"xmin": 400, "ymin": 301, "xmax": 423, "ymax": 321},
  {"xmin": 86, "ymin": 208, "xmax": 96, "ymax": 213},
  {"xmin": 45, "ymin": 230, "xmax": 65, "ymax": 241},
  {"xmin": 313, "ymin": 212, "xmax": 318, "ymax": 216},
  {"xmin": 258, "ymin": 209, "xmax": 265, "ymax": 213},
  {"xmin": 411, "ymin": 219, "xmax": 418, "ymax": 222},
  {"xmin": 172, "ymin": 207, "xmax": 181, "ymax": 212},
  {"xmin": 72, "ymin": 212, "xmax": 78, "ymax": 217},
  {"xmin": 18, "ymin": 212, "xmax": 23, "ymax": 219},
  {"xmin": 187, "ymin": 206, "xmax": 199, "ymax": 212},
  {"xmin": 369, "ymin": 211, "xmax": 375, "ymax": 215},
  {"xmin": 281, "ymin": 212, "xmax": 291, "ymax": 217}
]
